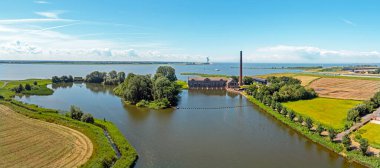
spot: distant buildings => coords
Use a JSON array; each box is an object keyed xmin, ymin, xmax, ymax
[{"xmin": 188, "ymin": 77, "xmax": 238, "ymax": 89}]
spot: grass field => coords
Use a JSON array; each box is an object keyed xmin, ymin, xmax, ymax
[
  {"xmin": 283, "ymin": 98, "xmax": 362, "ymax": 130},
  {"xmin": 309, "ymin": 78, "xmax": 380, "ymax": 100},
  {"xmin": 0, "ymin": 104, "xmax": 93, "ymax": 168},
  {"xmin": 0, "ymin": 79, "xmax": 53, "ymax": 99},
  {"xmin": 176, "ymin": 80, "xmax": 188, "ymax": 89},
  {"xmin": 356, "ymin": 123, "xmax": 380, "ymax": 149}
]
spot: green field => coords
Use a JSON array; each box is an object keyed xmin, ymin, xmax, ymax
[
  {"xmin": 0, "ymin": 79, "xmax": 53, "ymax": 99},
  {"xmin": 356, "ymin": 123, "xmax": 380, "ymax": 149},
  {"xmin": 283, "ymin": 98, "xmax": 362, "ymax": 130}
]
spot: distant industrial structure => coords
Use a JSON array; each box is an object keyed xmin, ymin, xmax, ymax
[{"xmin": 187, "ymin": 51, "xmax": 267, "ymax": 90}]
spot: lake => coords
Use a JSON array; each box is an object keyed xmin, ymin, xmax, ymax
[{"xmin": 16, "ymin": 83, "xmax": 364, "ymax": 168}]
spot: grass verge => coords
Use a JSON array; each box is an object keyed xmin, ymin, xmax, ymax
[{"xmin": 243, "ymin": 92, "xmax": 380, "ymax": 168}]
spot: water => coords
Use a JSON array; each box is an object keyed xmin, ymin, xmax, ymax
[
  {"xmin": 0, "ymin": 63, "xmax": 309, "ymax": 80},
  {"xmin": 16, "ymin": 83, "xmax": 364, "ymax": 168}
]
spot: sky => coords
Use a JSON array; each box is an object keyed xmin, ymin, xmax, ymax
[{"xmin": 0, "ymin": 0, "xmax": 380, "ymax": 63}]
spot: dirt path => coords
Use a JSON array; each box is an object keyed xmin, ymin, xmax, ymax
[
  {"xmin": 0, "ymin": 105, "xmax": 93, "ymax": 168},
  {"xmin": 335, "ymin": 107, "xmax": 380, "ymax": 141},
  {"xmin": 0, "ymin": 81, "xmax": 7, "ymax": 88}
]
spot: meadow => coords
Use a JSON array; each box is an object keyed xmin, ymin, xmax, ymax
[
  {"xmin": 356, "ymin": 123, "xmax": 380, "ymax": 149},
  {"xmin": 0, "ymin": 79, "xmax": 53, "ymax": 99},
  {"xmin": 283, "ymin": 98, "xmax": 362, "ymax": 130}
]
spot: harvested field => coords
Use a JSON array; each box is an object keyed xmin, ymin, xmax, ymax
[
  {"xmin": 293, "ymin": 76, "xmax": 320, "ymax": 86},
  {"xmin": 0, "ymin": 105, "xmax": 93, "ymax": 168},
  {"xmin": 308, "ymin": 78, "xmax": 380, "ymax": 100}
]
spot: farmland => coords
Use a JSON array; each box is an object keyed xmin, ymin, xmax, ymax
[
  {"xmin": 282, "ymin": 98, "xmax": 362, "ymax": 130},
  {"xmin": 309, "ymin": 78, "xmax": 380, "ymax": 100},
  {"xmin": 355, "ymin": 122, "xmax": 380, "ymax": 149},
  {"xmin": 0, "ymin": 104, "xmax": 93, "ymax": 168}
]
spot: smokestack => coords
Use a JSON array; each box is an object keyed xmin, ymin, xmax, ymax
[{"xmin": 239, "ymin": 51, "xmax": 243, "ymax": 86}]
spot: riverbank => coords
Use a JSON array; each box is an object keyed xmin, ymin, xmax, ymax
[
  {"xmin": 0, "ymin": 99, "xmax": 137, "ymax": 167},
  {"xmin": 239, "ymin": 92, "xmax": 380, "ymax": 168}
]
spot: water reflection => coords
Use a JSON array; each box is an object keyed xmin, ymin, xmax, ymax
[{"xmin": 16, "ymin": 83, "xmax": 365, "ymax": 168}]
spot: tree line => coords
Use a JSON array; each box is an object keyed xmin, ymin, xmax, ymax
[
  {"xmin": 347, "ymin": 92, "xmax": 380, "ymax": 123},
  {"xmin": 113, "ymin": 66, "xmax": 180, "ymax": 109},
  {"xmin": 11, "ymin": 81, "xmax": 38, "ymax": 93},
  {"xmin": 52, "ymin": 71, "xmax": 125, "ymax": 85}
]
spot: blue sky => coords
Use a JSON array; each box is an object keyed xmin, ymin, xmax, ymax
[{"xmin": 0, "ymin": 0, "xmax": 380, "ymax": 63}]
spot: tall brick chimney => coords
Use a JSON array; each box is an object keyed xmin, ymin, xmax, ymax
[{"xmin": 239, "ymin": 51, "xmax": 243, "ymax": 86}]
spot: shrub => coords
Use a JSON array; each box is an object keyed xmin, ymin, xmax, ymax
[
  {"xmin": 298, "ymin": 115, "xmax": 303, "ymax": 124},
  {"xmin": 342, "ymin": 134, "xmax": 351, "ymax": 151},
  {"xmin": 359, "ymin": 138, "xmax": 369, "ymax": 155},
  {"xmin": 81, "ymin": 113, "xmax": 94, "ymax": 124},
  {"xmin": 33, "ymin": 81, "xmax": 38, "ymax": 85},
  {"xmin": 305, "ymin": 117, "xmax": 313, "ymax": 129},
  {"xmin": 282, "ymin": 108, "xmax": 288, "ymax": 116},
  {"xmin": 25, "ymin": 83, "xmax": 32, "ymax": 91},
  {"xmin": 316, "ymin": 125, "xmax": 324, "ymax": 135},
  {"xmin": 136, "ymin": 100, "xmax": 149, "ymax": 107},
  {"xmin": 0, "ymin": 95, "xmax": 4, "ymax": 99},
  {"xmin": 328, "ymin": 128, "xmax": 336, "ymax": 141},
  {"xmin": 69, "ymin": 105, "xmax": 83, "ymax": 120},
  {"xmin": 288, "ymin": 110, "xmax": 295, "ymax": 120}
]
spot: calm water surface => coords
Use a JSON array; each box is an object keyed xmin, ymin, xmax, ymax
[{"xmin": 16, "ymin": 83, "xmax": 364, "ymax": 168}]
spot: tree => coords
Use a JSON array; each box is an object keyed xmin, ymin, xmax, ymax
[
  {"xmin": 117, "ymin": 72, "xmax": 126, "ymax": 83},
  {"xmin": 86, "ymin": 71, "xmax": 106, "ymax": 83},
  {"xmin": 282, "ymin": 108, "xmax": 288, "ymax": 116},
  {"xmin": 359, "ymin": 138, "xmax": 369, "ymax": 155},
  {"xmin": 316, "ymin": 125, "xmax": 324, "ymax": 135},
  {"xmin": 152, "ymin": 76, "xmax": 180, "ymax": 105},
  {"xmin": 305, "ymin": 118, "xmax": 313, "ymax": 129},
  {"xmin": 25, "ymin": 83, "xmax": 32, "ymax": 91},
  {"xmin": 328, "ymin": 128, "xmax": 336, "ymax": 141},
  {"xmin": 33, "ymin": 81, "xmax": 38, "ymax": 85},
  {"xmin": 156, "ymin": 66, "xmax": 177, "ymax": 81},
  {"xmin": 288, "ymin": 110, "xmax": 295, "ymax": 120},
  {"xmin": 69, "ymin": 105, "xmax": 83, "ymax": 120},
  {"xmin": 347, "ymin": 109, "xmax": 361, "ymax": 122},
  {"xmin": 243, "ymin": 76, "xmax": 254, "ymax": 85},
  {"xmin": 81, "ymin": 113, "xmax": 94, "ymax": 124},
  {"xmin": 230, "ymin": 76, "xmax": 239, "ymax": 82},
  {"xmin": 342, "ymin": 134, "xmax": 351, "ymax": 151},
  {"xmin": 17, "ymin": 84, "xmax": 24, "ymax": 93},
  {"xmin": 52, "ymin": 76, "xmax": 60, "ymax": 83},
  {"xmin": 123, "ymin": 75, "xmax": 153, "ymax": 104}
]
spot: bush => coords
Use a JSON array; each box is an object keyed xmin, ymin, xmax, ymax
[
  {"xmin": 328, "ymin": 128, "xmax": 336, "ymax": 141},
  {"xmin": 305, "ymin": 118, "xmax": 313, "ymax": 129},
  {"xmin": 342, "ymin": 134, "xmax": 351, "ymax": 151},
  {"xmin": 25, "ymin": 83, "xmax": 32, "ymax": 91},
  {"xmin": 298, "ymin": 115, "xmax": 303, "ymax": 123},
  {"xmin": 316, "ymin": 125, "xmax": 324, "ymax": 135},
  {"xmin": 33, "ymin": 81, "xmax": 38, "ymax": 85},
  {"xmin": 0, "ymin": 95, "xmax": 4, "ymax": 99},
  {"xmin": 288, "ymin": 110, "xmax": 295, "ymax": 120},
  {"xmin": 359, "ymin": 138, "xmax": 369, "ymax": 155},
  {"xmin": 69, "ymin": 105, "xmax": 83, "ymax": 120},
  {"xmin": 81, "ymin": 113, "xmax": 94, "ymax": 124},
  {"xmin": 136, "ymin": 100, "xmax": 149, "ymax": 107}
]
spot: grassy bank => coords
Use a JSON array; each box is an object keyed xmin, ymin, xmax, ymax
[
  {"xmin": 176, "ymin": 80, "xmax": 188, "ymax": 89},
  {"xmin": 1, "ymin": 100, "xmax": 137, "ymax": 168},
  {"xmin": 243, "ymin": 93, "xmax": 380, "ymax": 168},
  {"xmin": 0, "ymin": 79, "xmax": 53, "ymax": 99},
  {"xmin": 96, "ymin": 120, "xmax": 138, "ymax": 168},
  {"xmin": 283, "ymin": 98, "xmax": 361, "ymax": 131}
]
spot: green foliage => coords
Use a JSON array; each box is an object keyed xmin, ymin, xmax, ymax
[
  {"xmin": 328, "ymin": 128, "xmax": 336, "ymax": 141},
  {"xmin": 288, "ymin": 110, "xmax": 295, "ymax": 120},
  {"xmin": 243, "ymin": 76, "xmax": 254, "ymax": 85},
  {"xmin": 123, "ymin": 74, "xmax": 153, "ymax": 104},
  {"xmin": 316, "ymin": 125, "xmax": 324, "ymax": 135},
  {"xmin": 305, "ymin": 117, "xmax": 313, "ymax": 129},
  {"xmin": 153, "ymin": 76, "xmax": 180, "ymax": 105},
  {"xmin": 298, "ymin": 115, "xmax": 303, "ymax": 123},
  {"xmin": 52, "ymin": 75, "xmax": 74, "ymax": 83},
  {"xmin": 156, "ymin": 66, "xmax": 177, "ymax": 81},
  {"xmin": 81, "ymin": 113, "xmax": 95, "ymax": 124},
  {"xmin": 342, "ymin": 134, "xmax": 351, "ymax": 151},
  {"xmin": 176, "ymin": 80, "xmax": 188, "ymax": 89},
  {"xmin": 359, "ymin": 138, "xmax": 369, "ymax": 155},
  {"xmin": 69, "ymin": 105, "xmax": 84, "ymax": 120},
  {"xmin": 25, "ymin": 83, "xmax": 32, "ymax": 91},
  {"xmin": 33, "ymin": 81, "xmax": 38, "ymax": 85},
  {"xmin": 347, "ymin": 91, "xmax": 380, "ymax": 122}
]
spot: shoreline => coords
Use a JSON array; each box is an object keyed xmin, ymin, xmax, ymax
[{"xmin": 233, "ymin": 90, "xmax": 379, "ymax": 168}]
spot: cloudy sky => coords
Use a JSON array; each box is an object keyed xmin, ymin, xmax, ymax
[{"xmin": 0, "ymin": 0, "xmax": 380, "ymax": 63}]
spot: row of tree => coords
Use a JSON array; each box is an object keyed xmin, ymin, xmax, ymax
[
  {"xmin": 246, "ymin": 76, "xmax": 317, "ymax": 102},
  {"xmin": 113, "ymin": 66, "xmax": 180, "ymax": 109},
  {"xmin": 52, "ymin": 75, "xmax": 74, "ymax": 83},
  {"xmin": 67, "ymin": 105, "xmax": 94, "ymax": 124},
  {"xmin": 85, "ymin": 70, "xmax": 125, "ymax": 85},
  {"xmin": 347, "ymin": 92, "xmax": 380, "ymax": 122}
]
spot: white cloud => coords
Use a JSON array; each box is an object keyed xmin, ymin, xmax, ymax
[
  {"xmin": 252, "ymin": 45, "xmax": 380, "ymax": 63},
  {"xmin": 342, "ymin": 18, "xmax": 356, "ymax": 26},
  {"xmin": 34, "ymin": 1, "xmax": 49, "ymax": 4},
  {"xmin": 35, "ymin": 11, "xmax": 65, "ymax": 19},
  {"xmin": 0, "ymin": 18, "xmax": 74, "ymax": 24}
]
